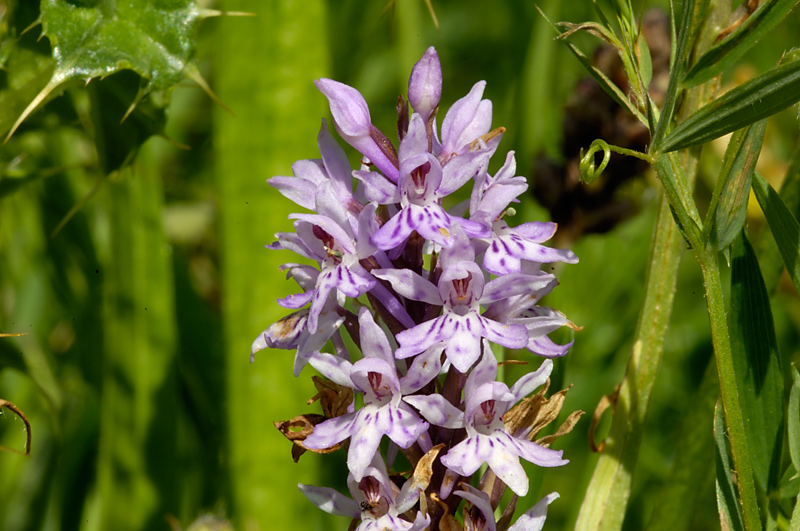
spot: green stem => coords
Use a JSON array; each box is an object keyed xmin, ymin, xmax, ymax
[
  {"xmin": 573, "ymin": 192, "xmax": 684, "ymax": 531},
  {"xmin": 696, "ymin": 248, "xmax": 762, "ymax": 531}
]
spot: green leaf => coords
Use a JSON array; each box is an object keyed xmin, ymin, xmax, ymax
[
  {"xmin": 537, "ymin": 7, "xmax": 648, "ymax": 126},
  {"xmin": 753, "ymin": 169, "xmax": 800, "ymax": 292},
  {"xmin": 730, "ymin": 229, "xmax": 785, "ymax": 493},
  {"xmin": 645, "ymin": 360, "xmax": 718, "ymax": 531},
  {"xmin": 650, "ymin": 0, "xmax": 711, "ymax": 149},
  {"xmin": 715, "ymin": 400, "xmax": 747, "ymax": 531},
  {"xmin": 757, "ymin": 146, "xmax": 800, "ymax": 293},
  {"xmin": 660, "ymin": 51, "xmax": 800, "ymax": 152},
  {"xmin": 683, "ymin": 0, "xmax": 800, "ymax": 87},
  {"xmin": 752, "ymin": 171, "xmax": 800, "ymax": 297},
  {"xmin": 8, "ymin": 0, "xmax": 207, "ymax": 139},
  {"xmin": 706, "ymin": 121, "xmax": 766, "ymax": 251},
  {"xmin": 789, "ymin": 365, "xmax": 800, "ymax": 475}
]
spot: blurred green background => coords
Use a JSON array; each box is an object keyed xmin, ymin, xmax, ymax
[{"xmin": 1, "ymin": 1, "xmax": 799, "ymax": 530}]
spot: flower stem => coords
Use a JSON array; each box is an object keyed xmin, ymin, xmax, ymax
[{"xmin": 696, "ymin": 247, "xmax": 762, "ymax": 531}]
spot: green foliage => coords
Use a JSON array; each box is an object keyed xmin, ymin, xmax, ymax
[
  {"xmin": 730, "ymin": 230, "xmax": 785, "ymax": 493},
  {"xmin": 707, "ymin": 121, "xmax": 766, "ymax": 252},
  {"xmin": 659, "ymin": 51, "xmax": 800, "ymax": 152}
]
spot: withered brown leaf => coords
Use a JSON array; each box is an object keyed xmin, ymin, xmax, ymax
[
  {"xmin": 274, "ymin": 414, "xmax": 343, "ymax": 463},
  {"xmin": 308, "ymin": 375, "xmax": 354, "ymax": 418}
]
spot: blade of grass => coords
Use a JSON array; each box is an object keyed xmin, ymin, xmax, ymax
[
  {"xmin": 214, "ymin": 2, "xmax": 333, "ymax": 529},
  {"xmin": 95, "ymin": 164, "xmax": 179, "ymax": 530},
  {"xmin": 683, "ymin": 0, "xmax": 800, "ymax": 87}
]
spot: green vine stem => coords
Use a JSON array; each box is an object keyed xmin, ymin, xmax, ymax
[
  {"xmin": 573, "ymin": 191, "xmax": 684, "ymax": 531},
  {"xmin": 696, "ymin": 246, "xmax": 762, "ymax": 531}
]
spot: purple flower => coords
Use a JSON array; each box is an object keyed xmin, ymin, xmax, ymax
[
  {"xmin": 268, "ymin": 120, "xmax": 360, "ymax": 220},
  {"xmin": 406, "ymin": 348, "xmax": 568, "ymax": 496},
  {"xmin": 454, "ymin": 485, "xmax": 558, "ymax": 531},
  {"xmin": 374, "ymin": 229, "xmax": 541, "ymax": 373},
  {"xmin": 270, "ymin": 204, "xmax": 414, "ymax": 333},
  {"xmin": 299, "ymin": 456, "xmax": 430, "ymax": 531},
  {"xmin": 483, "ymin": 262, "xmax": 577, "ymax": 358},
  {"xmin": 315, "ymin": 79, "xmax": 399, "ymax": 182},
  {"xmin": 303, "ymin": 308, "xmax": 429, "ymax": 480},
  {"xmin": 370, "ymin": 113, "xmax": 490, "ymax": 250},
  {"xmin": 250, "ymin": 264, "xmax": 345, "ymax": 375},
  {"xmin": 408, "ymin": 46, "xmax": 442, "ymax": 123}
]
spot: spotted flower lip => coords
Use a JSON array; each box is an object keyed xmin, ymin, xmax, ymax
[
  {"xmin": 299, "ymin": 455, "xmax": 431, "ymax": 531},
  {"xmin": 409, "ymin": 348, "xmax": 568, "ymax": 496},
  {"xmin": 303, "ymin": 308, "xmax": 429, "ymax": 480}
]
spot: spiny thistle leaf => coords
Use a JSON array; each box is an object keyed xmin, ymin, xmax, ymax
[{"xmin": 7, "ymin": 0, "xmax": 209, "ymax": 140}]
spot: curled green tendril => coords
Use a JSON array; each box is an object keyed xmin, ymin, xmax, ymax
[
  {"xmin": 579, "ymin": 140, "xmax": 612, "ymax": 184},
  {"xmin": 579, "ymin": 139, "xmax": 654, "ymax": 184}
]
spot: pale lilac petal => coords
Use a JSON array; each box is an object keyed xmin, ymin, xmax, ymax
[
  {"xmin": 315, "ymin": 78, "xmax": 372, "ymax": 138},
  {"xmin": 454, "ymin": 485, "xmax": 496, "ymax": 531},
  {"xmin": 396, "ymin": 317, "xmax": 444, "ymax": 359},
  {"xmin": 270, "ymin": 231, "xmax": 317, "ymax": 261},
  {"xmin": 308, "ymin": 352, "xmax": 354, "ymax": 387},
  {"xmin": 317, "ymin": 119, "xmax": 353, "ymax": 200},
  {"xmin": 400, "ymin": 345, "xmax": 444, "ymax": 394},
  {"xmin": 408, "ymin": 46, "xmax": 441, "ymax": 121},
  {"xmin": 399, "ymin": 113, "xmax": 429, "ymax": 162},
  {"xmin": 367, "ymin": 281, "xmax": 416, "ymax": 329},
  {"xmin": 438, "ymin": 224, "xmax": 475, "ymax": 267},
  {"xmin": 463, "ymin": 344, "xmax": 498, "ymax": 397},
  {"xmin": 278, "ymin": 290, "xmax": 313, "ymax": 309},
  {"xmin": 356, "ymin": 203, "xmax": 379, "ymax": 258},
  {"xmin": 372, "ymin": 207, "xmax": 415, "ymax": 250},
  {"xmin": 527, "ymin": 336, "xmax": 574, "ymax": 358},
  {"xmin": 473, "ymin": 179, "xmax": 528, "ymax": 221},
  {"xmin": 354, "ymin": 170, "xmax": 399, "ymax": 204},
  {"xmin": 282, "ymin": 263, "xmax": 319, "ymax": 291},
  {"xmin": 507, "ymin": 492, "xmax": 559, "ymax": 531},
  {"xmin": 348, "ymin": 407, "xmax": 387, "ymax": 480},
  {"xmin": 486, "ymin": 437, "xmax": 529, "ymax": 496},
  {"xmin": 511, "ymin": 434, "xmax": 569, "ymax": 468},
  {"xmin": 289, "ymin": 158, "xmax": 327, "ymax": 185},
  {"xmin": 509, "ymin": 359, "xmax": 553, "ymax": 402},
  {"xmin": 480, "ymin": 316, "xmax": 529, "ymax": 350},
  {"xmin": 304, "ymin": 412, "xmax": 357, "ymax": 450},
  {"xmin": 411, "ymin": 205, "xmax": 454, "ymax": 248},
  {"xmin": 371, "ymin": 268, "xmax": 440, "ymax": 305},
  {"xmin": 314, "ymin": 182, "xmax": 353, "ymax": 237},
  {"xmin": 440, "ymin": 434, "xmax": 493, "ymax": 477},
  {"xmin": 267, "ymin": 176, "xmax": 318, "ymax": 210},
  {"xmin": 457, "ymin": 216, "xmax": 492, "ymax": 239},
  {"xmin": 358, "ymin": 307, "xmax": 394, "ymax": 364},
  {"xmin": 480, "ymin": 273, "xmax": 556, "ymax": 304},
  {"xmin": 289, "ymin": 213, "xmax": 356, "ymax": 255},
  {"xmin": 436, "ymin": 150, "xmax": 485, "ymax": 197},
  {"xmin": 382, "ymin": 402, "xmax": 429, "ymax": 448},
  {"xmin": 298, "ymin": 484, "xmax": 360, "ymax": 518},
  {"xmin": 440, "ymin": 81, "xmax": 487, "ymax": 155},
  {"xmin": 308, "ymin": 270, "xmax": 337, "ymax": 332},
  {"xmin": 514, "ymin": 222, "xmax": 557, "ymax": 241},
  {"xmin": 315, "ymin": 78, "xmax": 398, "ymax": 181},
  {"xmin": 335, "ymin": 263, "xmax": 375, "ymax": 298},
  {"xmin": 403, "ymin": 394, "xmax": 464, "ymax": 429},
  {"xmin": 442, "ymin": 313, "xmax": 482, "ymax": 373}
]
